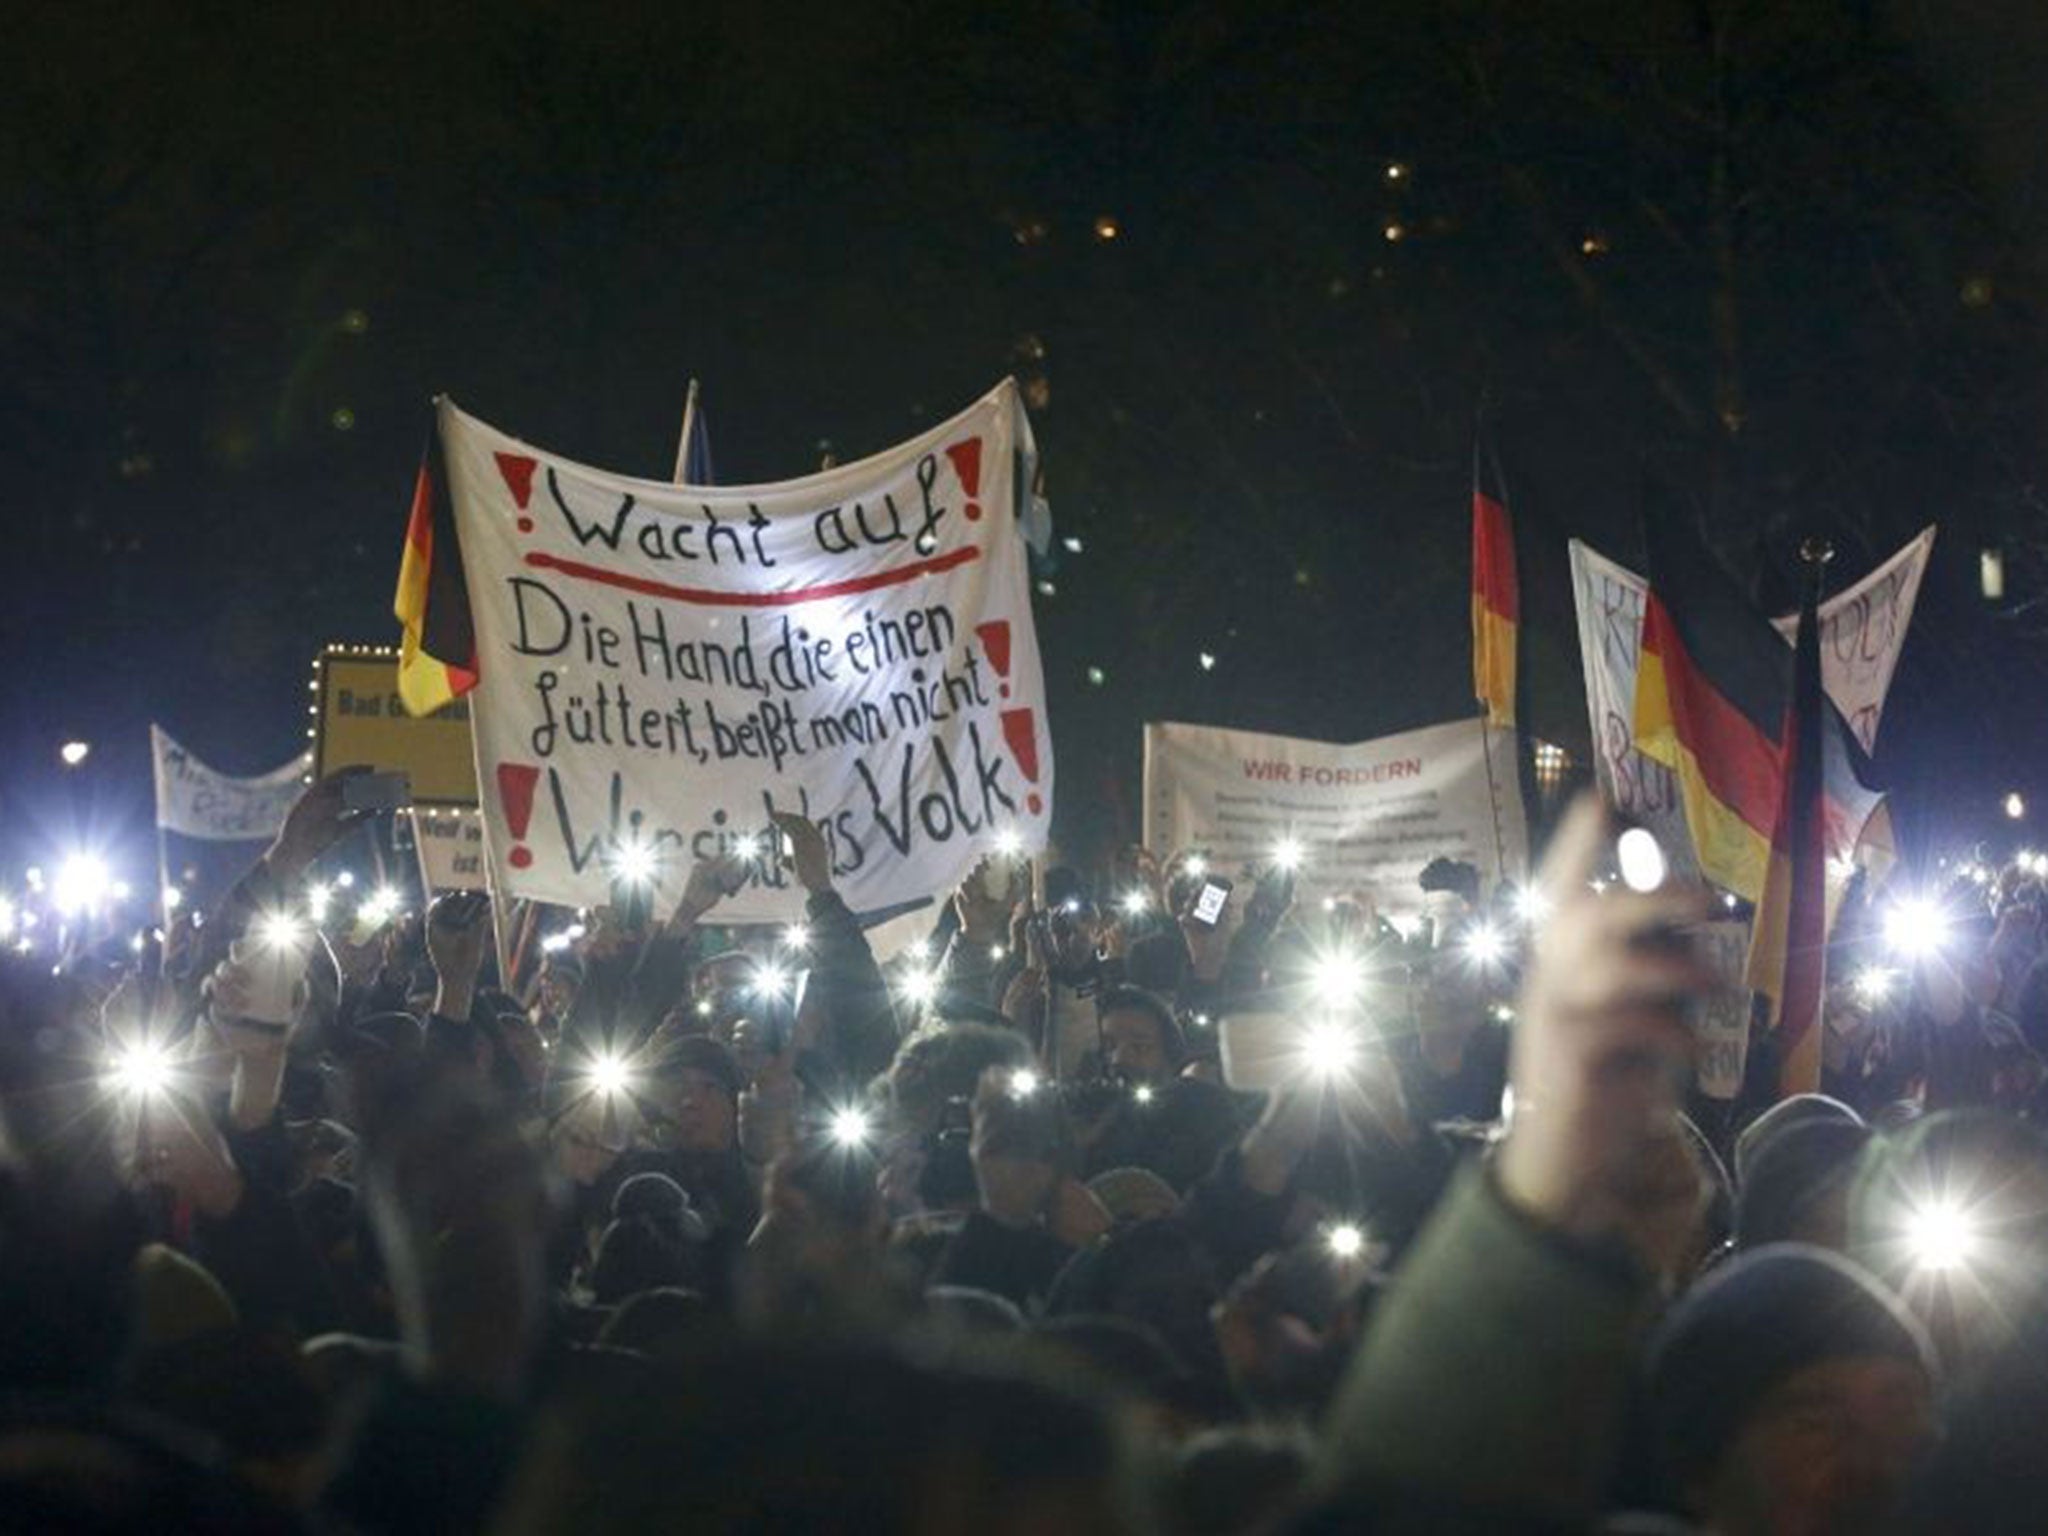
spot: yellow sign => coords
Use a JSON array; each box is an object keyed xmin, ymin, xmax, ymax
[{"xmin": 310, "ymin": 647, "xmax": 479, "ymax": 807}]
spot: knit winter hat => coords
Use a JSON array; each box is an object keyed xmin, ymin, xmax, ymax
[
  {"xmin": 1733, "ymin": 1093, "xmax": 1862, "ymax": 1184},
  {"xmin": 1735, "ymin": 1119, "xmax": 1874, "ymax": 1249},
  {"xmin": 1647, "ymin": 1243, "xmax": 1933, "ymax": 1484}
]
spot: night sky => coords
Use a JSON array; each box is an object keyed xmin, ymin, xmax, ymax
[{"xmin": 7, "ymin": 1, "xmax": 2048, "ymax": 876}]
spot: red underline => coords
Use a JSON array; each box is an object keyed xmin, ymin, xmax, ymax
[{"xmin": 521, "ymin": 544, "xmax": 981, "ymax": 607}]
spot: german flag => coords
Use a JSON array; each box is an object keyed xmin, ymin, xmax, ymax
[
  {"xmin": 1471, "ymin": 432, "xmax": 1518, "ymax": 729},
  {"xmin": 1632, "ymin": 513, "xmax": 1788, "ymax": 902},
  {"xmin": 1745, "ymin": 578, "xmax": 1884, "ymax": 1095},
  {"xmin": 1744, "ymin": 577, "xmax": 1829, "ymax": 1093},
  {"xmin": 392, "ymin": 426, "xmax": 478, "ymax": 718}
]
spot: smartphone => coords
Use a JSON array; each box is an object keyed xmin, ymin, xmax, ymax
[
  {"xmin": 344, "ymin": 771, "xmax": 412, "ymax": 812},
  {"xmin": 1190, "ymin": 877, "xmax": 1234, "ymax": 928},
  {"xmin": 1218, "ymin": 1011, "xmax": 1295, "ymax": 1093},
  {"xmin": 229, "ymin": 935, "xmax": 302, "ymax": 1027}
]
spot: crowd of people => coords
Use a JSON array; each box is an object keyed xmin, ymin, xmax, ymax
[{"xmin": 7, "ymin": 763, "xmax": 2048, "ymax": 1532}]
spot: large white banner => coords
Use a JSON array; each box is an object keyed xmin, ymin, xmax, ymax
[
  {"xmin": 1770, "ymin": 526, "xmax": 1933, "ymax": 755},
  {"xmin": 151, "ymin": 725, "xmax": 308, "ymax": 842},
  {"xmin": 1567, "ymin": 542, "xmax": 1700, "ymax": 880},
  {"xmin": 441, "ymin": 381, "xmax": 1050, "ymax": 921},
  {"xmin": 1141, "ymin": 718, "xmax": 1527, "ymax": 912}
]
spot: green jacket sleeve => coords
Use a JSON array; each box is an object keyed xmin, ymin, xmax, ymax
[{"xmin": 1318, "ymin": 1161, "xmax": 1656, "ymax": 1526}]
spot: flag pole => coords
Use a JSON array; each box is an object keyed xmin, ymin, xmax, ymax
[
  {"xmin": 671, "ymin": 378, "xmax": 701, "ymax": 484},
  {"xmin": 1476, "ymin": 704, "xmax": 1514, "ymax": 888},
  {"xmin": 155, "ymin": 822, "xmax": 172, "ymax": 934}
]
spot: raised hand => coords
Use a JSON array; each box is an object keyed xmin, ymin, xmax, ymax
[
  {"xmin": 1179, "ymin": 881, "xmax": 1241, "ymax": 982},
  {"xmin": 1496, "ymin": 795, "xmax": 1716, "ymax": 1264},
  {"xmin": 770, "ymin": 810, "xmax": 835, "ymax": 896},
  {"xmin": 672, "ymin": 852, "xmax": 751, "ymax": 931},
  {"xmin": 952, "ymin": 859, "xmax": 1014, "ymax": 947},
  {"xmin": 266, "ymin": 766, "xmax": 375, "ymax": 878},
  {"xmin": 425, "ymin": 891, "xmax": 491, "ymax": 1021}
]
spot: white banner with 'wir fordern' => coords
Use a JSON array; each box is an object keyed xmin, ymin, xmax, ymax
[{"xmin": 1142, "ymin": 717, "xmax": 1527, "ymax": 913}]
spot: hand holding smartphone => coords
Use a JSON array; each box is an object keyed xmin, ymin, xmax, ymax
[{"xmin": 1189, "ymin": 877, "xmax": 1234, "ymax": 928}]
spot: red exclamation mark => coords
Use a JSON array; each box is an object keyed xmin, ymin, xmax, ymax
[
  {"xmin": 945, "ymin": 438, "xmax": 984, "ymax": 522},
  {"xmin": 497, "ymin": 762, "xmax": 540, "ymax": 869},
  {"xmin": 976, "ymin": 620, "xmax": 1013, "ymax": 700},
  {"xmin": 1001, "ymin": 709, "xmax": 1044, "ymax": 816},
  {"xmin": 497, "ymin": 452, "xmax": 538, "ymax": 533}
]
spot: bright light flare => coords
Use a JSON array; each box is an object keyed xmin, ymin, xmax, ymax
[
  {"xmin": 731, "ymin": 833, "xmax": 763, "ymax": 863},
  {"xmin": 829, "ymin": 1105, "xmax": 873, "ymax": 1148},
  {"xmin": 52, "ymin": 855, "xmax": 113, "ymax": 917},
  {"xmin": 1119, "ymin": 890, "xmax": 1150, "ymax": 918},
  {"xmin": 1510, "ymin": 885, "xmax": 1552, "ymax": 925},
  {"xmin": 59, "ymin": 740, "xmax": 91, "ymax": 767},
  {"xmin": 1309, "ymin": 951, "xmax": 1365, "ymax": 1008},
  {"xmin": 589, "ymin": 1054, "xmax": 633, "ymax": 1098},
  {"xmin": 541, "ymin": 931, "xmax": 573, "ymax": 954},
  {"xmin": 897, "ymin": 968, "xmax": 938, "ymax": 1006},
  {"xmin": 305, "ymin": 884, "xmax": 330, "ymax": 922},
  {"xmin": 1905, "ymin": 1200, "xmax": 1979, "ymax": 1272},
  {"xmin": 1183, "ymin": 854, "xmax": 1208, "ymax": 878},
  {"xmin": 1325, "ymin": 1222, "xmax": 1366, "ymax": 1259},
  {"xmin": 2006, "ymin": 792, "xmax": 2027, "ymax": 821},
  {"xmin": 1461, "ymin": 923, "xmax": 1507, "ymax": 969},
  {"xmin": 358, "ymin": 887, "xmax": 402, "ymax": 927},
  {"xmin": 107, "ymin": 1041, "xmax": 174, "ymax": 1098},
  {"xmin": 753, "ymin": 965, "xmax": 791, "ymax": 1002},
  {"xmin": 782, "ymin": 923, "xmax": 811, "ymax": 951},
  {"xmin": 1009, "ymin": 1068, "xmax": 1042, "ymax": 1099},
  {"xmin": 1301, "ymin": 1022, "xmax": 1358, "ymax": 1078},
  {"xmin": 993, "ymin": 829, "xmax": 1025, "ymax": 859},
  {"xmin": 1132, "ymin": 1083, "xmax": 1155, "ymax": 1105},
  {"xmin": 256, "ymin": 911, "xmax": 305, "ymax": 951},
  {"xmin": 1272, "ymin": 838, "xmax": 1306, "ymax": 873},
  {"xmin": 162, "ymin": 885, "xmax": 183, "ymax": 912},
  {"xmin": 1883, "ymin": 897, "xmax": 1948, "ymax": 959},
  {"xmin": 1853, "ymin": 966, "xmax": 1898, "ymax": 1006},
  {"xmin": 607, "ymin": 838, "xmax": 659, "ymax": 887}
]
